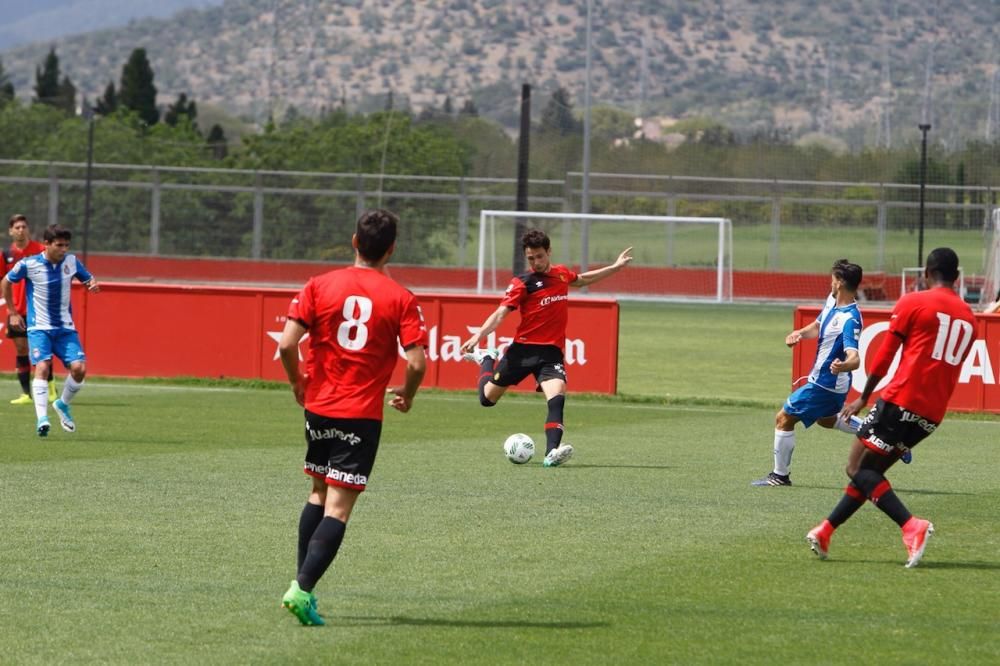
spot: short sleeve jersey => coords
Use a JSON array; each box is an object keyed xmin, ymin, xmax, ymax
[
  {"xmin": 2, "ymin": 240, "xmax": 46, "ymax": 315},
  {"xmin": 499, "ymin": 264, "xmax": 579, "ymax": 346},
  {"xmin": 880, "ymin": 286, "xmax": 976, "ymax": 422},
  {"xmin": 287, "ymin": 266, "xmax": 428, "ymax": 421},
  {"xmin": 807, "ymin": 295, "xmax": 863, "ymax": 394},
  {"xmin": 5, "ymin": 253, "xmax": 93, "ymax": 330}
]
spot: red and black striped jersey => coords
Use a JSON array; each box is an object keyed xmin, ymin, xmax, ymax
[{"xmin": 499, "ymin": 264, "xmax": 578, "ymax": 346}]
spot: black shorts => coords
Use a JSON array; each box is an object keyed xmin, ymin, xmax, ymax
[
  {"xmin": 492, "ymin": 343, "xmax": 566, "ymax": 388},
  {"xmin": 5, "ymin": 314, "xmax": 26, "ymax": 338},
  {"xmin": 302, "ymin": 411, "xmax": 382, "ymax": 491},
  {"xmin": 857, "ymin": 398, "xmax": 938, "ymax": 457}
]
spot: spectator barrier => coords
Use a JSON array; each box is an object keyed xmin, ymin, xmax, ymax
[
  {"xmin": 0, "ymin": 282, "xmax": 620, "ymax": 394},
  {"xmin": 792, "ymin": 306, "xmax": 1000, "ymax": 413}
]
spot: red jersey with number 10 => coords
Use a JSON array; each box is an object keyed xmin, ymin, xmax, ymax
[
  {"xmin": 500, "ymin": 264, "xmax": 579, "ymax": 346},
  {"xmin": 287, "ymin": 266, "xmax": 428, "ymax": 420},
  {"xmin": 879, "ymin": 286, "xmax": 976, "ymax": 422}
]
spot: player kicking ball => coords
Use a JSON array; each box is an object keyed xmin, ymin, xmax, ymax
[{"xmin": 461, "ymin": 229, "xmax": 632, "ymax": 467}]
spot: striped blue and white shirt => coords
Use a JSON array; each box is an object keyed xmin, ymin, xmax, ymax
[
  {"xmin": 807, "ymin": 294, "xmax": 863, "ymax": 394},
  {"xmin": 5, "ymin": 253, "xmax": 93, "ymax": 331}
]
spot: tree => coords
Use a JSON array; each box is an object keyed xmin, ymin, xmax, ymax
[
  {"xmin": 539, "ymin": 87, "xmax": 580, "ymax": 135},
  {"xmin": 206, "ymin": 123, "xmax": 228, "ymax": 160},
  {"xmin": 164, "ymin": 92, "xmax": 198, "ymax": 129},
  {"xmin": 459, "ymin": 98, "xmax": 478, "ymax": 117},
  {"xmin": 119, "ymin": 48, "xmax": 158, "ymax": 126},
  {"xmin": 57, "ymin": 75, "xmax": 77, "ymax": 115},
  {"xmin": 95, "ymin": 81, "xmax": 118, "ymax": 116},
  {"xmin": 33, "ymin": 47, "xmax": 63, "ymax": 110},
  {"xmin": 0, "ymin": 58, "xmax": 14, "ymax": 108}
]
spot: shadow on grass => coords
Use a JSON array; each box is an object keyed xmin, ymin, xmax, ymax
[
  {"xmin": 798, "ymin": 484, "xmax": 975, "ymax": 497},
  {"xmin": 560, "ymin": 464, "xmax": 673, "ymax": 470},
  {"xmin": 339, "ymin": 616, "xmax": 609, "ymax": 629},
  {"xmin": 920, "ymin": 560, "xmax": 1000, "ymax": 571}
]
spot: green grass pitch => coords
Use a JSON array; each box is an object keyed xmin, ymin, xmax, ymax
[{"xmin": 0, "ymin": 302, "xmax": 997, "ymax": 664}]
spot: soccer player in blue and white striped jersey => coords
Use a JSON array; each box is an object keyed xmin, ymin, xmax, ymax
[
  {"xmin": 751, "ymin": 259, "xmax": 864, "ymax": 487},
  {"xmin": 1, "ymin": 224, "xmax": 99, "ymax": 437}
]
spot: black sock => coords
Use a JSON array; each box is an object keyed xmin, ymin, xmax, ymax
[
  {"xmin": 545, "ymin": 395, "xmax": 565, "ymax": 454},
  {"xmin": 852, "ymin": 469, "xmax": 912, "ymax": 527},
  {"xmin": 297, "ymin": 516, "xmax": 347, "ymax": 592},
  {"xmin": 477, "ymin": 359, "xmax": 496, "ymax": 407},
  {"xmin": 16, "ymin": 355, "xmax": 30, "ymax": 394},
  {"xmin": 828, "ymin": 483, "xmax": 867, "ymax": 527},
  {"xmin": 297, "ymin": 502, "xmax": 325, "ymax": 574}
]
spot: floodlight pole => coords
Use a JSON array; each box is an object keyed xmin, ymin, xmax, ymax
[
  {"xmin": 580, "ymin": 0, "xmax": 594, "ymax": 273},
  {"xmin": 514, "ymin": 83, "xmax": 530, "ymax": 276},
  {"xmin": 82, "ymin": 106, "xmax": 95, "ymax": 264},
  {"xmin": 917, "ymin": 123, "xmax": 931, "ymax": 268}
]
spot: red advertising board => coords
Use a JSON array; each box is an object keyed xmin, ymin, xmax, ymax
[
  {"xmin": 0, "ymin": 283, "xmax": 620, "ymax": 394},
  {"xmin": 792, "ymin": 306, "xmax": 1000, "ymax": 413}
]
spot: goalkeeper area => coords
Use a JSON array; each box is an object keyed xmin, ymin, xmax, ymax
[{"xmin": 477, "ymin": 210, "xmax": 733, "ymax": 302}]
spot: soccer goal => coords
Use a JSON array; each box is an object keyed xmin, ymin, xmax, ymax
[
  {"xmin": 477, "ymin": 210, "xmax": 733, "ymax": 302},
  {"xmin": 978, "ymin": 207, "xmax": 1000, "ymax": 308},
  {"xmin": 901, "ymin": 266, "xmax": 965, "ymax": 299}
]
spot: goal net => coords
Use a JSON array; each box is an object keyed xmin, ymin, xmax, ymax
[
  {"xmin": 477, "ymin": 210, "xmax": 733, "ymax": 302},
  {"xmin": 901, "ymin": 266, "xmax": 965, "ymax": 299},
  {"xmin": 979, "ymin": 207, "xmax": 1000, "ymax": 308}
]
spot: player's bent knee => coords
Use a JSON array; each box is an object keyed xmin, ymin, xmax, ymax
[
  {"xmin": 480, "ymin": 395, "xmax": 497, "ymax": 407},
  {"xmin": 851, "ymin": 468, "xmax": 882, "ymax": 495}
]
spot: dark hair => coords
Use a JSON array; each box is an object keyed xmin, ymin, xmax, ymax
[
  {"xmin": 831, "ymin": 258, "xmax": 863, "ymax": 292},
  {"xmin": 8, "ymin": 213, "xmax": 27, "ymax": 229},
  {"xmin": 43, "ymin": 224, "xmax": 72, "ymax": 243},
  {"xmin": 521, "ymin": 229, "xmax": 550, "ymax": 251},
  {"xmin": 925, "ymin": 247, "xmax": 960, "ymax": 283},
  {"xmin": 355, "ymin": 209, "xmax": 398, "ymax": 261}
]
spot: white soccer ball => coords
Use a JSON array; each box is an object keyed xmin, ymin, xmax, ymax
[{"xmin": 503, "ymin": 433, "xmax": 535, "ymax": 464}]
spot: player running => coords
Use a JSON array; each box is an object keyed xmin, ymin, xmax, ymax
[
  {"xmin": 460, "ymin": 229, "xmax": 632, "ymax": 467},
  {"xmin": 806, "ymin": 247, "xmax": 975, "ymax": 567},
  {"xmin": 2, "ymin": 214, "xmax": 57, "ymax": 404},
  {"xmin": 278, "ymin": 209, "xmax": 427, "ymax": 626},
  {"xmin": 752, "ymin": 259, "xmax": 868, "ymax": 487},
  {"xmin": 1, "ymin": 224, "xmax": 99, "ymax": 436}
]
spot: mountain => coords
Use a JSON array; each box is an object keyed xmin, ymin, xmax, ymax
[
  {"xmin": 0, "ymin": 0, "xmax": 997, "ymax": 146},
  {"xmin": 0, "ymin": 0, "xmax": 224, "ymax": 50}
]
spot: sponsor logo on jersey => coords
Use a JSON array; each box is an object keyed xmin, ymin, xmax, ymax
[
  {"xmin": 307, "ymin": 426, "xmax": 362, "ymax": 446},
  {"xmin": 539, "ymin": 294, "xmax": 568, "ymax": 307}
]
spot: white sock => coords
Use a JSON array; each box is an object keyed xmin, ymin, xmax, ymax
[
  {"xmin": 62, "ymin": 376, "xmax": 83, "ymax": 404},
  {"xmin": 32, "ymin": 379, "xmax": 48, "ymax": 419},
  {"xmin": 834, "ymin": 414, "xmax": 863, "ymax": 435},
  {"xmin": 773, "ymin": 429, "xmax": 796, "ymax": 476}
]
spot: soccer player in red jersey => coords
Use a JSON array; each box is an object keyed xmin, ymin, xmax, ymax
[
  {"xmin": 2, "ymin": 214, "xmax": 54, "ymax": 405},
  {"xmin": 277, "ymin": 209, "xmax": 428, "ymax": 625},
  {"xmin": 807, "ymin": 248, "xmax": 976, "ymax": 568},
  {"xmin": 460, "ymin": 229, "xmax": 632, "ymax": 467}
]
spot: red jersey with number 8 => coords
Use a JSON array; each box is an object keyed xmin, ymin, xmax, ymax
[
  {"xmin": 287, "ymin": 266, "xmax": 428, "ymax": 420},
  {"xmin": 879, "ymin": 286, "xmax": 976, "ymax": 422},
  {"xmin": 500, "ymin": 264, "xmax": 579, "ymax": 346}
]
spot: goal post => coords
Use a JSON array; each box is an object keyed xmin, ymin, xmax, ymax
[
  {"xmin": 477, "ymin": 210, "xmax": 733, "ymax": 302},
  {"xmin": 901, "ymin": 266, "xmax": 964, "ymax": 299}
]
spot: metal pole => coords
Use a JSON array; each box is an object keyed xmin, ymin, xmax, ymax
[
  {"xmin": 82, "ymin": 110, "xmax": 95, "ymax": 264},
  {"xmin": 514, "ymin": 83, "xmax": 530, "ymax": 276},
  {"xmin": 580, "ymin": 0, "xmax": 593, "ymax": 273},
  {"xmin": 917, "ymin": 123, "xmax": 931, "ymax": 267}
]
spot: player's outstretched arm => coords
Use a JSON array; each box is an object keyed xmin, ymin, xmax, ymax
[
  {"xmin": 84, "ymin": 277, "xmax": 100, "ymax": 293},
  {"xmin": 388, "ymin": 345, "xmax": 427, "ymax": 413},
  {"xmin": 786, "ymin": 320, "xmax": 820, "ymax": 346},
  {"xmin": 572, "ymin": 247, "xmax": 634, "ymax": 287},
  {"xmin": 461, "ymin": 305, "xmax": 510, "ymax": 353}
]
